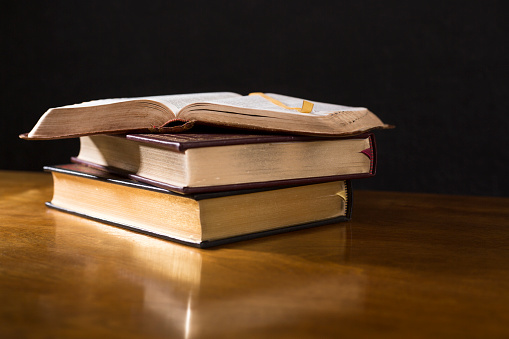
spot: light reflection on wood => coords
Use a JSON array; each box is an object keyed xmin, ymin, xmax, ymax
[{"xmin": 49, "ymin": 208, "xmax": 363, "ymax": 337}]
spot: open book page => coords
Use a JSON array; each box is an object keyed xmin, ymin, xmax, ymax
[
  {"xmin": 264, "ymin": 93, "xmax": 366, "ymax": 115},
  {"xmin": 153, "ymin": 92, "xmax": 240, "ymax": 112},
  {"xmin": 180, "ymin": 93, "xmax": 387, "ymax": 136},
  {"xmin": 58, "ymin": 92, "xmax": 240, "ymax": 113},
  {"xmin": 25, "ymin": 92, "xmax": 240, "ymax": 139},
  {"xmin": 200, "ymin": 93, "xmax": 365, "ymax": 116}
]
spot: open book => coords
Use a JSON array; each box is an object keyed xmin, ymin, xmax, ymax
[{"xmin": 21, "ymin": 92, "xmax": 390, "ymax": 140}]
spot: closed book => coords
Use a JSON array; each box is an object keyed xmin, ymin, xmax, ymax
[
  {"xmin": 45, "ymin": 164, "xmax": 352, "ymax": 248},
  {"xmin": 71, "ymin": 131, "xmax": 375, "ymax": 194}
]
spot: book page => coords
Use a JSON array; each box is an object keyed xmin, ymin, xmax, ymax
[
  {"xmin": 177, "ymin": 92, "xmax": 386, "ymax": 136},
  {"xmin": 58, "ymin": 92, "xmax": 241, "ymax": 113},
  {"xmin": 205, "ymin": 93, "xmax": 365, "ymax": 116},
  {"xmin": 265, "ymin": 93, "xmax": 366, "ymax": 115},
  {"xmin": 154, "ymin": 92, "xmax": 240, "ymax": 112}
]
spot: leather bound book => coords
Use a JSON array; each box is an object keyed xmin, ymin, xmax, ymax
[
  {"xmin": 71, "ymin": 131, "xmax": 376, "ymax": 194},
  {"xmin": 45, "ymin": 164, "xmax": 352, "ymax": 248}
]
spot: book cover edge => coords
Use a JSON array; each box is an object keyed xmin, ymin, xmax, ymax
[{"xmin": 122, "ymin": 131, "xmax": 375, "ymax": 152}]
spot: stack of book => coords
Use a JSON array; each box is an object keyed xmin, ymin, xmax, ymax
[{"xmin": 22, "ymin": 92, "xmax": 389, "ymax": 248}]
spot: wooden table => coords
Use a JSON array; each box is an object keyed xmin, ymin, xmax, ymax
[{"xmin": 1, "ymin": 170, "xmax": 509, "ymax": 338}]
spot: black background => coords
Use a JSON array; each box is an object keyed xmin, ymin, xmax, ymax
[{"xmin": 2, "ymin": 1, "xmax": 507, "ymax": 196}]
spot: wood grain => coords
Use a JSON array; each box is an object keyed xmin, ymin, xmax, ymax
[{"xmin": 1, "ymin": 170, "xmax": 509, "ymax": 338}]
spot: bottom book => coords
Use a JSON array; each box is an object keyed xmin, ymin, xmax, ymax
[{"xmin": 45, "ymin": 164, "xmax": 352, "ymax": 248}]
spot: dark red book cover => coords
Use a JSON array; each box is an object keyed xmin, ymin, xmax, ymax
[{"xmin": 71, "ymin": 131, "xmax": 376, "ymax": 194}]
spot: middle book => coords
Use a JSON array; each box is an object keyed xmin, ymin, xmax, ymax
[{"xmin": 72, "ymin": 131, "xmax": 376, "ymax": 194}]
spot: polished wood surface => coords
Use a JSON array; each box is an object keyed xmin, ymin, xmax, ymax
[{"xmin": 1, "ymin": 170, "xmax": 509, "ymax": 338}]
